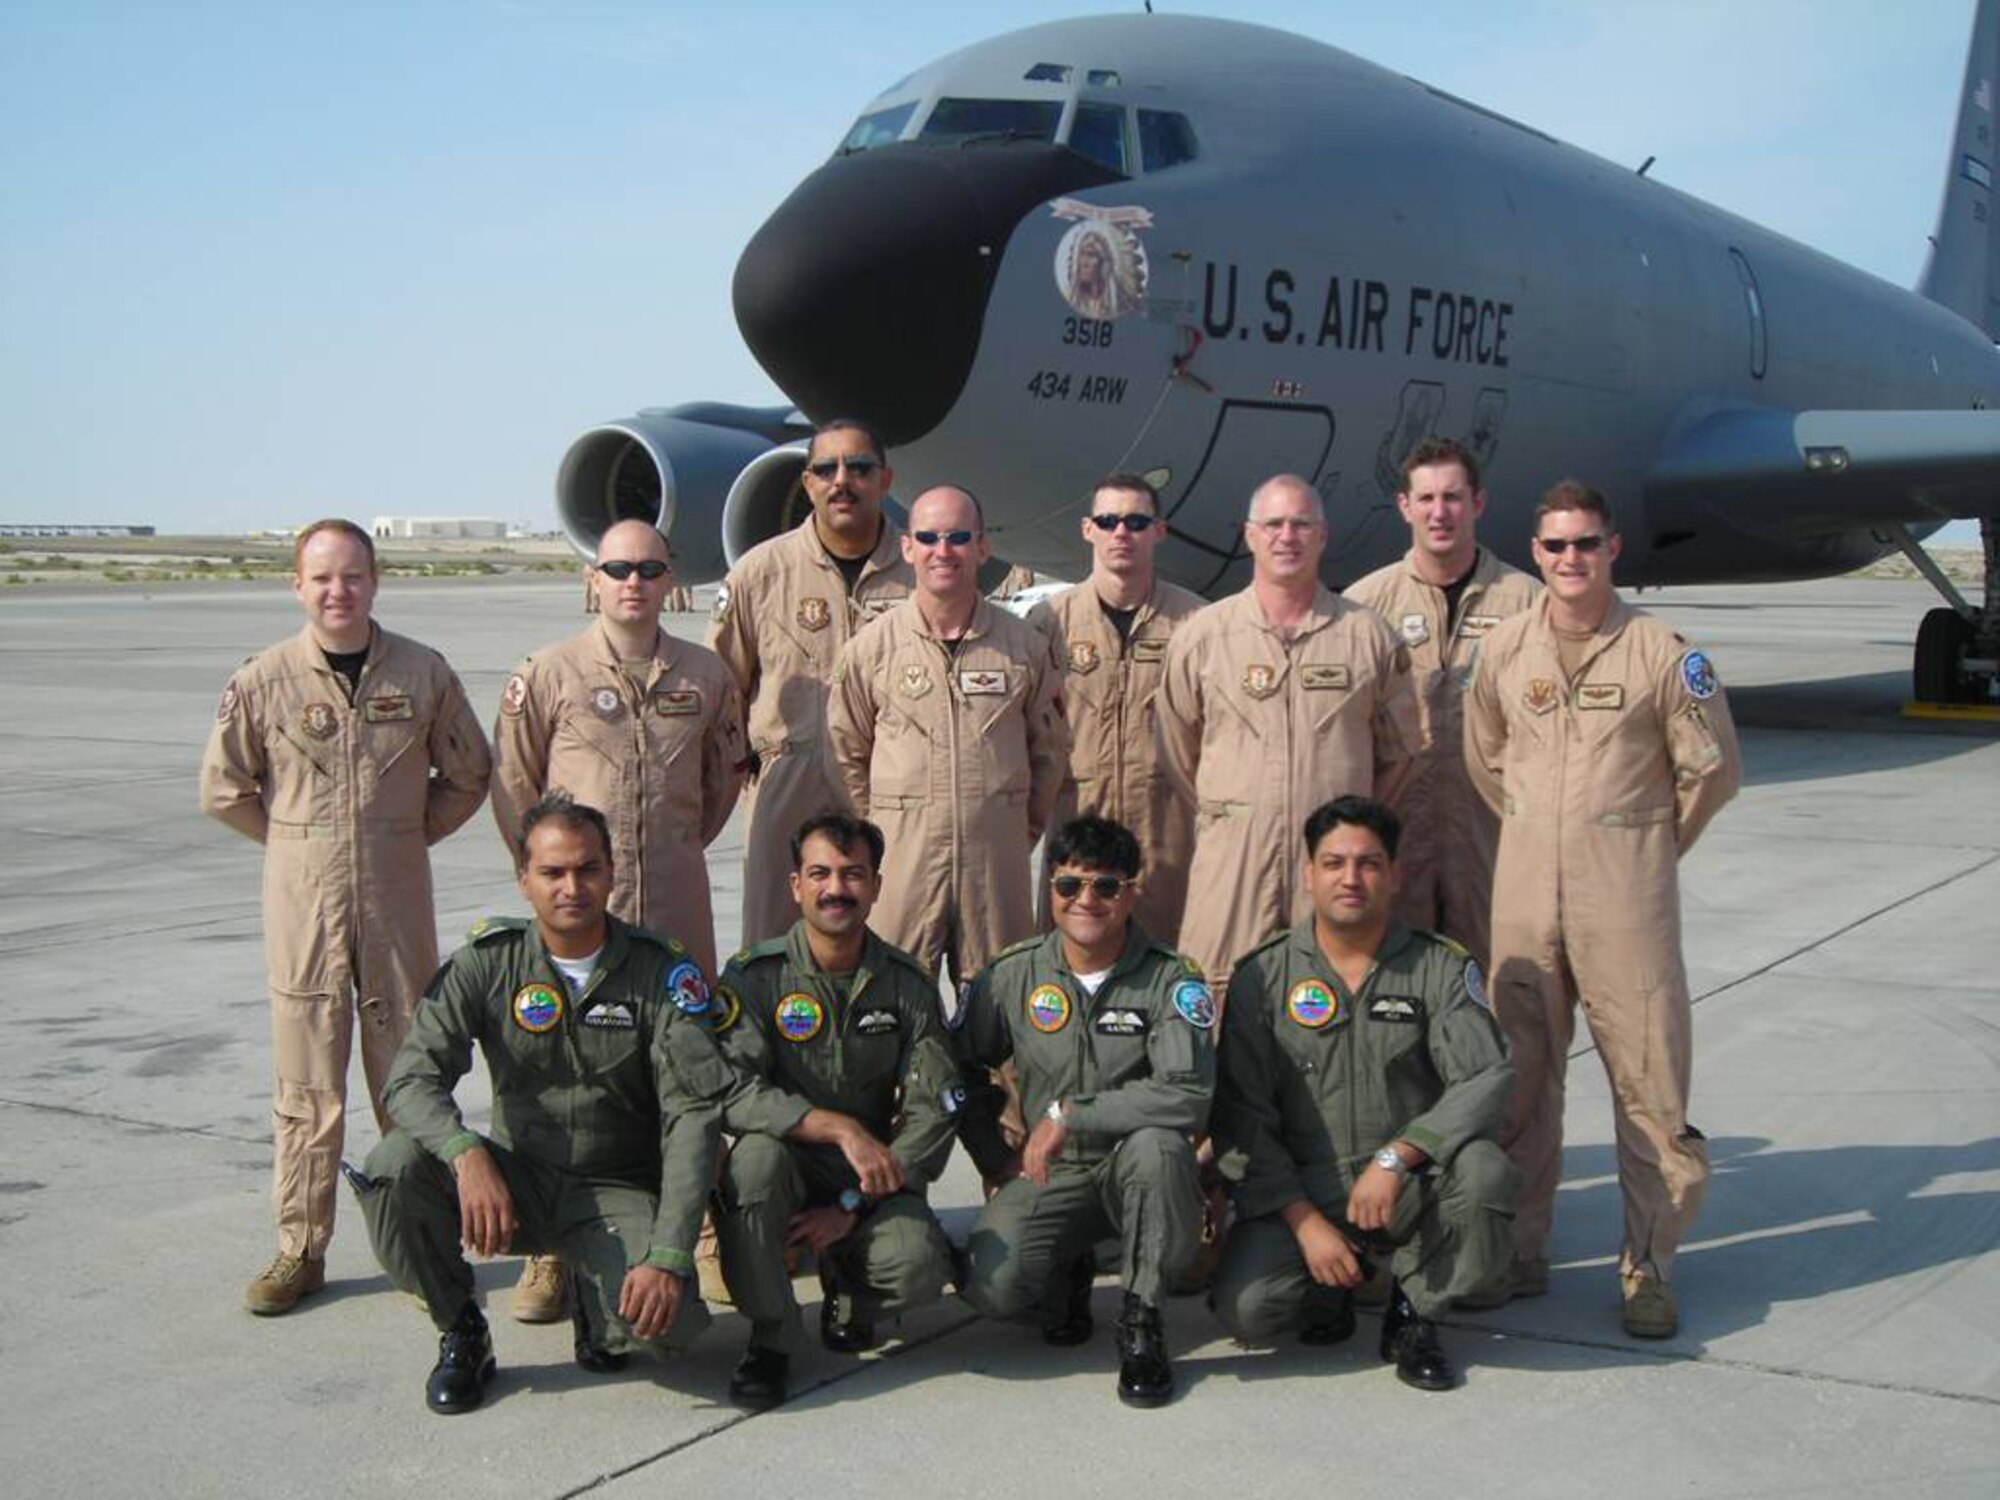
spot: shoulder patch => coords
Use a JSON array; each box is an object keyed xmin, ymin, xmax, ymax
[
  {"xmin": 712, "ymin": 983, "xmax": 743, "ymax": 1034},
  {"xmin": 1171, "ymin": 979, "xmax": 1216, "ymax": 1029},
  {"xmin": 466, "ymin": 916, "xmax": 528, "ymax": 944},
  {"xmin": 666, "ymin": 959, "xmax": 712, "ymax": 1017},
  {"xmin": 1463, "ymin": 961, "xmax": 1490, "ymax": 1012},
  {"xmin": 1679, "ymin": 649, "xmax": 1719, "ymax": 701}
]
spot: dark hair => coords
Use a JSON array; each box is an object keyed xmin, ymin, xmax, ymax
[
  {"xmin": 1046, "ymin": 815, "xmax": 1142, "ymax": 878},
  {"xmin": 790, "ymin": 812, "xmax": 885, "ymax": 872},
  {"xmin": 1536, "ymin": 478, "xmax": 1613, "ymax": 527},
  {"xmin": 1093, "ymin": 472, "xmax": 1160, "ymax": 513},
  {"xmin": 293, "ymin": 518, "xmax": 377, "ymax": 574},
  {"xmin": 1302, "ymin": 795, "xmax": 1401, "ymax": 860},
  {"xmin": 809, "ymin": 418, "xmax": 887, "ymax": 465},
  {"xmin": 518, "ymin": 789, "xmax": 613, "ymax": 864},
  {"xmin": 1401, "ymin": 436, "xmax": 1481, "ymax": 492}
]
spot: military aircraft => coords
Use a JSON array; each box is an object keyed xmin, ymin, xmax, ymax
[{"xmin": 554, "ymin": 6, "xmax": 2000, "ymax": 707}]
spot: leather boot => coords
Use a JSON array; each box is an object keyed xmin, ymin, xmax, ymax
[
  {"xmin": 1378, "ymin": 1279, "xmax": 1455, "ymax": 1391},
  {"xmin": 426, "ymin": 1304, "xmax": 497, "ymax": 1415},
  {"xmin": 1115, "ymin": 1292, "xmax": 1173, "ymax": 1407}
]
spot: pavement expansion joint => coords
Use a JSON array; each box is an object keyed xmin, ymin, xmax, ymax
[{"xmin": 0, "ymin": 1093, "xmax": 267, "ymax": 1148}]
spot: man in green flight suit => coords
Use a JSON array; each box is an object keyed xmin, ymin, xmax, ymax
[
  {"xmin": 955, "ymin": 815, "xmax": 1216, "ymax": 1408},
  {"xmin": 711, "ymin": 813, "xmax": 960, "ymax": 1410},
  {"xmin": 354, "ymin": 792, "xmax": 742, "ymax": 1414},
  {"xmin": 1210, "ymin": 795, "xmax": 1516, "ymax": 1390}
]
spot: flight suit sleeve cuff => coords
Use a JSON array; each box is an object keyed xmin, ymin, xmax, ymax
[
  {"xmin": 643, "ymin": 1246, "xmax": 696, "ymax": 1276},
  {"xmin": 440, "ymin": 1132, "xmax": 484, "ymax": 1162},
  {"xmin": 1401, "ymin": 1124, "xmax": 1447, "ymax": 1165}
]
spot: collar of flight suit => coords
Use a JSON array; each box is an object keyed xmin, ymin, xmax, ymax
[
  {"xmin": 584, "ymin": 618, "xmax": 681, "ymax": 682},
  {"xmin": 1081, "ymin": 575, "xmax": 1168, "ymax": 631},
  {"xmin": 1286, "ymin": 916, "xmax": 1420, "ymax": 999},
  {"xmin": 795, "ymin": 510, "xmax": 905, "ymax": 580},
  {"xmin": 1241, "ymin": 582, "xmax": 1347, "ymax": 641},
  {"xmin": 1526, "ymin": 590, "xmax": 1634, "ymax": 670},
  {"xmin": 288, "ymin": 619, "xmax": 382, "ymax": 676},
  {"xmin": 1394, "ymin": 544, "xmax": 1507, "ymax": 599},
  {"xmin": 1035, "ymin": 919, "xmax": 1159, "ymax": 989},
  {"xmin": 519, "ymin": 911, "xmax": 637, "ymax": 1003},
  {"xmin": 781, "ymin": 918, "xmax": 894, "ymax": 1006},
  {"xmin": 905, "ymin": 593, "xmax": 1004, "ymax": 644}
]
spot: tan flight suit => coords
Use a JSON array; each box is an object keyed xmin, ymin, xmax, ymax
[
  {"xmin": 825, "ymin": 597, "xmax": 1069, "ymax": 980},
  {"xmin": 1465, "ymin": 595, "xmax": 1741, "ymax": 1284},
  {"xmin": 1027, "ymin": 579, "xmax": 1206, "ymax": 946},
  {"xmin": 200, "ymin": 624, "xmax": 492, "ymax": 1260},
  {"xmin": 1345, "ymin": 548, "xmax": 1540, "ymax": 967},
  {"xmin": 1155, "ymin": 586, "xmax": 1420, "ymax": 986},
  {"xmin": 709, "ymin": 518, "xmax": 914, "ymax": 948},
  {"xmin": 491, "ymin": 621, "xmax": 747, "ymax": 978}
]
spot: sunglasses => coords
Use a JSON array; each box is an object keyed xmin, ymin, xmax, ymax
[
  {"xmin": 1535, "ymin": 534, "xmax": 1607, "ymax": 555},
  {"xmin": 911, "ymin": 529, "xmax": 979, "ymax": 547},
  {"xmin": 806, "ymin": 456, "xmax": 884, "ymax": 480},
  {"xmin": 598, "ymin": 559, "xmax": 669, "ymax": 580},
  {"xmin": 1088, "ymin": 513, "xmax": 1158, "ymax": 533},
  {"xmin": 1249, "ymin": 516, "xmax": 1321, "ymax": 535},
  {"xmin": 1050, "ymin": 873, "xmax": 1137, "ymax": 901}
]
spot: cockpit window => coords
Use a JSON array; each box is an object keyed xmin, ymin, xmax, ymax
[
  {"xmin": 1069, "ymin": 103, "xmax": 1127, "ymax": 174},
  {"xmin": 919, "ymin": 97, "xmax": 1063, "ymax": 144},
  {"xmin": 1086, "ymin": 69, "xmax": 1122, "ymax": 87},
  {"xmin": 1137, "ymin": 109, "xmax": 1199, "ymax": 172},
  {"xmin": 1025, "ymin": 63, "xmax": 1071, "ymax": 83},
  {"xmin": 839, "ymin": 101, "xmax": 916, "ymax": 153}
]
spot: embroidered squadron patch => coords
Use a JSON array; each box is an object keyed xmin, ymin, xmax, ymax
[
  {"xmin": 958, "ymin": 668, "xmax": 1007, "ymax": 695},
  {"xmin": 898, "ymin": 664, "xmax": 933, "ymax": 699},
  {"xmin": 666, "ymin": 960, "xmax": 711, "ymax": 1016},
  {"xmin": 797, "ymin": 596, "xmax": 831, "ymax": 632},
  {"xmin": 1464, "ymin": 961, "xmax": 1490, "ymax": 1012},
  {"xmin": 1524, "ymin": 678, "xmax": 1560, "ymax": 715},
  {"xmin": 501, "ymin": 673, "xmax": 529, "ymax": 717},
  {"xmin": 215, "ymin": 679, "xmax": 240, "ymax": 723},
  {"xmin": 513, "ymin": 983, "xmax": 563, "ymax": 1033},
  {"xmin": 653, "ymin": 689, "xmax": 700, "ymax": 716},
  {"xmin": 1067, "ymin": 640, "xmax": 1101, "ymax": 675},
  {"xmin": 1680, "ymin": 650, "xmax": 1719, "ymax": 701},
  {"xmin": 1027, "ymin": 983, "xmax": 1071, "ymax": 1033},
  {"xmin": 1300, "ymin": 664, "xmax": 1350, "ymax": 690},
  {"xmin": 1400, "ymin": 613, "xmax": 1430, "ymax": 646},
  {"xmin": 1286, "ymin": 979, "xmax": 1340, "ymax": 1029},
  {"xmin": 775, "ymin": 992, "xmax": 825, "ymax": 1042},
  {"xmin": 301, "ymin": 702, "xmax": 339, "ymax": 740},
  {"xmin": 1172, "ymin": 979, "xmax": 1216, "ymax": 1028},
  {"xmin": 1241, "ymin": 663, "xmax": 1279, "ymax": 699},
  {"xmin": 590, "ymin": 687, "xmax": 623, "ymax": 719}
]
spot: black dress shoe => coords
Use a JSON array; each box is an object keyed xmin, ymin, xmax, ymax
[
  {"xmin": 1041, "ymin": 1252, "xmax": 1096, "ymax": 1347},
  {"xmin": 728, "ymin": 1345, "xmax": 789, "ymax": 1410},
  {"xmin": 1378, "ymin": 1280, "xmax": 1456, "ymax": 1391},
  {"xmin": 1301, "ymin": 1290, "xmax": 1356, "ymax": 1345},
  {"xmin": 1115, "ymin": 1293, "xmax": 1173, "ymax": 1408},
  {"xmin": 818, "ymin": 1264, "xmax": 879, "ymax": 1355},
  {"xmin": 426, "ymin": 1305, "xmax": 497, "ymax": 1415},
  {"xmin": 569, "ymin": 1270, "xmax": 629, "ymax": 1373}
]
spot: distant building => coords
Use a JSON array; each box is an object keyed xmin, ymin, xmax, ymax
[
  {"xmin": 369, "ymin": 516, "xmax": 507, "ymax": 540},
  {"xmin": 0, "ymin": 523, "xmax": 156, "ymax": 538}
]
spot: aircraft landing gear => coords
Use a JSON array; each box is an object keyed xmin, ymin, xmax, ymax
[{"xmin": 1894, "ymin": 517, "xmax": 1999, "ymax": 706}]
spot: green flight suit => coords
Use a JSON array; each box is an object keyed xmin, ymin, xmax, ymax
[
  {"xmin": 955, "ymin": 926, "xmax": 1215, "ymax": 1315},
  {"xmin": 1211, "ymin": 920, "xmax": 1517, "ymax": 1332},
  {"xmin": 357, "ymin": 915, "xmax": 740, "ymax": 1359},
  {"xmin": 713, "ymin": 922, "xmax": 960, "ymax": 1354}
]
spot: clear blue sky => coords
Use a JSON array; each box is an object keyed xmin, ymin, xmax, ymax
[{"xmin": 0, "ymin": 1, "xmax": 1985, "ymax": 535}]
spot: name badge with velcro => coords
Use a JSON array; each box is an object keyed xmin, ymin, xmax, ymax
[
  {"xmin": 654, "ymin": 689, "xmax": 702, "ymax": 716},
  {"xmin": 1367, "ymin": 996, "xmax": 1422, "ymax": 1024},
  {"xmin": 363, "ymin": 694, "xmax": 413, "ymax": 722},
  {"xmin": 1301, "ymin": 664, "xmax": 1350, "ymax": 690},
  {"xmin": 1576, "ymin": 683, "xmax": 1624, "ymax": 711},
  {"xmin": 1092, "ymin": 1008, "xmax": 1150, "ymax": 1037},
  {"xmin": 1130, "ymin": 638, "xmax": 1168, "ymax": 663},
  {"xmin": 854, "ymin": 1009, "xmax": 900, "ymax": 1036},
  {"xmin": 582, "ymin": 1000, "xmax": 638, "ymax": 1029},
  {"xmin": 958, "ymin": 668, "xmax": 1008, "ymax": 696}
]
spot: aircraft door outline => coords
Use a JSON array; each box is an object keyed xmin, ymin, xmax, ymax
[{"xmin": 1156, "ymin": 397, "xmax": 1337, "ymax": 594}]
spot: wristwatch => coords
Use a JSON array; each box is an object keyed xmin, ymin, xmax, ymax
[
  {"xmin": 1373, "ymin": 1146, "xmax": 1411, "ymax": 1177},
  {"xmin": 838, "ymin": 1187, "xmax": 872, "ymax": 1215},
  {"xmin": 1045, "ymin": 1098, "xmax": 1067, "ymax": 1127}
]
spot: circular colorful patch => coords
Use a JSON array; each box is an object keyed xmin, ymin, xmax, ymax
[
  {"xmin": 1286, "ymin": 979, "xmax": 1340, "ymax": 1029},
  {"xmin": 1463, "ymin": 961, "xmax": 1490, "ymax": 1013},
  {"xmin": 513, "ymin": 983, "xmax": 563, "ymax": 1034},
  {"xmin": 775, "ymin": 991, "xmax": 825, "ymax": 1042},
  {"xmin": 666, "ymin": 960, "xmax": 711, "ymax": 1016},
  {"xmin": 1027, "ymin": 983, "xmax": 1071, "ymax": 1033},
  {"xmin": 1172, "ymin": 979, "xmax": 1216, "ymax": 1029},
  {"xmin": 712, "ymin": 983, "xmax": 743, "ymax": 1034},
  {"xmin": 1680, "ymin": 649, "xmax": 1719, "ymax": 701}
]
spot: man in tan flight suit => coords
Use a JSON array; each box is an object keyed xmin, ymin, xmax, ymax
[
  {"xmin": 710, "ymin": 419, "xmax": 914, "ymax": 949},
  {"xmin": 1156, "ymin": 475, "xmax": 1419, "ymax": 987},
  {"xmin": 201, "ymin": 518, "xmax": 492, "ymax": 1315},
  {"xmin": 1345, "ymin": 437, "xmax": 1539, "ymax": 967},
  {"xmin": 1027, "ymin": 473, "xmax": 1204, "ymax": 946},
  {"xmin": 825, "ymin": 485, "xmax": 1069, "ymax": 985},
  {"xmin": 491, "ymin": 519, "xmax": 747, "ymax": 1322},
  {"xmin": 1465, "ymin": 480, "xmax": 1741, "ymax": 1339}
]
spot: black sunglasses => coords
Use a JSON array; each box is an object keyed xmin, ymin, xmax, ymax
[
  {"xmin": 1051, "ymin": 873, "xmax": 1136, "ymax": 901},
  {"xmin": 806, "ymin": 456, "xmax": 884, "ymax": 480},
  {"xmin": 598, "ymin": 559, "xmax": 670, "ymax": 580},
  {"xmin": 1535, "ymin": 534, "xmax": 1607, "ymax": 555},
  {"xmin": 1088, "ymin": 513, "xmax": 1158, "ymax": 533},
  {"xmin": 911, "ymin": 529, "xmax": 979, "ymax": 547}
]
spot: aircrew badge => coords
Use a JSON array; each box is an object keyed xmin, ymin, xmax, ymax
[
  {"xmin": 1524, "ymin": 677, "xmax": 1560, "ymax": 714},
  {"xmin": 1172, "ymin": 979, "xmax": 1216, "ymax": 1028},
  {"xmin": 1242, "ymin": 663, "xmax": 1279, "ymax": 699},
  {"xmin": 776, "ymin": 992, "xmax": 825, "ymax": 1042},
  {"xmin": 666, "ymin": 960, "xmax": 711, "ymax": 1016},
  {"xmin": 1286, "ymin": 979, "xmax": 1340, "ymax": 1029},
  {"xmin": 653, "ymin": 689, "xmax": 700, "ymax": 716},
  {"xmin": 797, "ymin": 597, "xmax": 831, "ymax": 632},
  {"xmin": 1068, "ymin": 640, "xmax": 1101, "ymax": 675},
  {"xmin": 1027, "ymin": 983, "xmax": 1071, "ymax": 1033},
  {"xmin": 898, "ymin": 664, "xmax": 933, "ymax": 699},
  {"xmin": 301, "ymin": 702, "xmax": 338, "ymax": 740},
  {"xmin": 1680, "ymin": 650, "xmax": 1719, "ymax": 701},
  {"xmin": 513, "ymin": 983, "xmax": 563, "ymax": 1034},
  {"xmin": 590, "ymin": 686, "xmax": 623, "ymax": 719}
]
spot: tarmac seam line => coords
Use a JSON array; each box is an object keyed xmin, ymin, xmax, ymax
[{"xmin": 0, "ymin": 1094, "xmax": 266, "ymax": 1148}]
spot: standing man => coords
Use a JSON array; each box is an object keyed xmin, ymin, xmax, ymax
[
  {"xmin": 825, "ymin": 485, "xmax": 1068, "ymax": 986},
  {"xmin": 1156, "ymin": 474, "xmax": 1420, "ymax": 986},
  {"xmin": 1211, "ymin": 796, "xmax": 1515, "ymax": 1390},
  {"xmin": 356, "ymin": 794, "xmax": 740, "ymax": 1414},
  {"xmin": 1027, "ymin": 473, "xmax": 1204, "ymax": 946},
  {"xmin": 710, "ymin": 419, "xmax": 914, "ymax": 949},
  {"xmin": 711, "ymin": 813, "xmax": 960, "ymax": 1410},
  {"xmin": 956, "ymin": 816, "xmax": 1215, "ymax": 1407},
  {"xmin": 1345, "ymin": 438, "xmax": 1539, "ymax": 966},
  {"xmin": 201, "ymin": 518, "xmax": 491, "ymax": 1316},
  {"xmin": 1465, "ymin": 480, "xmax": 1741, "ymax": 1338},
  {"xmin": 491, "ymin": 518, "xmax": 745, "ymax": 1324}
]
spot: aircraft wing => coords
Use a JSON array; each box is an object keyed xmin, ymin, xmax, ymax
[{"xmin": 1647, "ymin": 406, "xmax": 2000, "ymax": 532}]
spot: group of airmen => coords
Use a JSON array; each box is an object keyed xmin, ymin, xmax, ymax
[{"xmin": 199, "ymin": 419, "xmax": 1741, "ymax": 1415}]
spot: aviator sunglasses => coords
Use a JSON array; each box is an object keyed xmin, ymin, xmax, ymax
[
  {"xmin": 1050, "ymin": 873, "xmax": 1138, "ymax": 901},
  {"xmin": 1535, "ymin": 534, "xmax": 1607, "ymax": 555},
  {"xmin": 1088, "ymin": 513, "xmax": 1158, "ymax": 533},
  {"xmin": 911, "ymin": 529, "xmax": 979, "ymax": 547},
  {"xmin": 806, "ymin": 456, "xmax": 884, "ymax": 480},
  {"xmin": 598, "ymin": 559, "xmax": 670, "ymax": 580}
]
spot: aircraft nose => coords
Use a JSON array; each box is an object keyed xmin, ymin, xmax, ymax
[{"xmin": 733, "ymin": 142, "xmax": 1121, "ymax": 446}]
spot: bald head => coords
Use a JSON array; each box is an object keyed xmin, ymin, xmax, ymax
[
  {"xmin": 591, "ymin": 519, "xmax": 672, "ymax": 631},
  {"xmin": 1246, "ymin": 474, "xmax": 1323, "ymax": 525},
  {"xmin": 901, "ymin": 485, "xmax": 991, "ymax": 604},
  {"xmin": 1244, "ymin": 473, "xmax": 1328, "ymax": 591},
  {"xmin": 596, "ymin": 519, "xmax": 669, "ymax": 566}
]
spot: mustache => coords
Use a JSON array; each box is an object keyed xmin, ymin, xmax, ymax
[{"xmin": 816, "ymin": 896, "xmax": 857, "ymax": 911}]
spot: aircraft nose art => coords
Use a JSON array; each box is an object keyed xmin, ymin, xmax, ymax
[{"xmin": 733, "ymin": 141, "xmax": 1120, "ymax": 447}]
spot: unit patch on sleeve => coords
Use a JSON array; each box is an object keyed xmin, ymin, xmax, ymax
[
  {"xmin": 1172, "ymin": 979, "xmax": 1216, "ymax": 1028},
  {"xmin": 1680, "ymin": 650, "xmax": 1720, "ymax": 701}
]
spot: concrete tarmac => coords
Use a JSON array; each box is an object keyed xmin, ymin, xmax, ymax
[{"xmin": 1, "ymin": 574, "xmax": 1994, "ymax": 1498}]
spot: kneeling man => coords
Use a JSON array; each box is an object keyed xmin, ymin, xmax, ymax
[
  {"xmin": 1212, "ymin": 796, "xmax": 1515, "ymax": 1390},
  {"xmin": 356, "ymin": 794, "xmax": 740, "ymax": 1413}
]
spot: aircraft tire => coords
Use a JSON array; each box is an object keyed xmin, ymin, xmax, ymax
[{"xmin": 1913, "ymin": 606, "xmax": 1975, "ymax": 703}]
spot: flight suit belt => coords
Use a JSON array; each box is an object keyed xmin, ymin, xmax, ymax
[
  {"xmin": 752, "ymin": 736, "xmax": 815, "ymax": 757},
  {"xmin": 873, "ymin": 790, "xmax": 1026, "ymax": 811},
  {"xmin": 1499, "ymin": 800, "xmax": 1673, "ymax": 828},
  {"xmin": 1199, "ymin": 799, "xmax": 1250, "ymax": 816},
  {"xmin": 267, "ymin": 818, "xmax": 425, "ymax": 840}
]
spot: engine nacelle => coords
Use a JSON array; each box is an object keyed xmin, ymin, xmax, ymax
[
  {"xmin": 721, "ymin": 444, "xmax": 813, "ymax": 569},
  {"xmin": 555, "ymin": 404, "xmax": 804, "ymax": 583}
]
